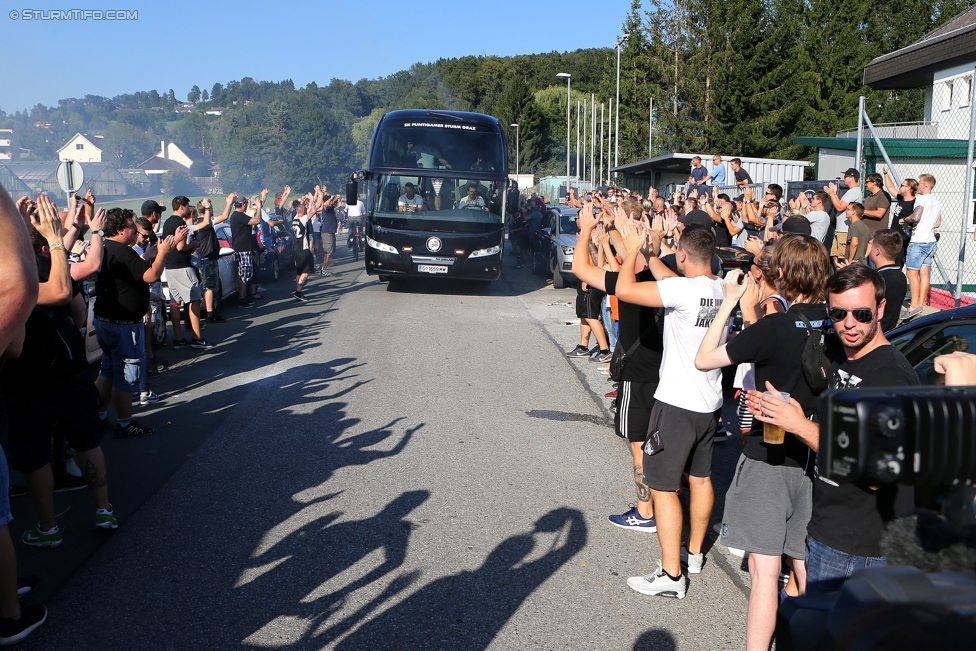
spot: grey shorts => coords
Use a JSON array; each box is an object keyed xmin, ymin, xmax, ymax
[
  {"xmin": 321, "ymin": 233, "xmax": 337, "ymax": 254},
  {"xmin": 167, "ymin": 267, "xmax": 202, "ymax": 305},
  {"xmin": 720, "ymin": 453, "xmax": 813, "ymax": 559},
  {"xmin": 642, "ymin": 401, "xmax": 719, "ymax": 492}
]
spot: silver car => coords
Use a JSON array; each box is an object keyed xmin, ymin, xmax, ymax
[{"xmin": 531, "ymin": 206, "xmax": 579, "ymax": 288}]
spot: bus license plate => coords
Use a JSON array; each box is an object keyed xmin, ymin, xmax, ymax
[{"xmin": 418, "ymin": 265, "xmax": 448, "ymax": 274}]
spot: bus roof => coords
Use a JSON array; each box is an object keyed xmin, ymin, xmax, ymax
[{"xmin": 379, "ymin": 110, "xmax": 503, "ymax": 130}]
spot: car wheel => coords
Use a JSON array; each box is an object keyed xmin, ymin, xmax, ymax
[
  {"xmin": 552, "ymin": 257, "xmax": 566, "ymax": 289},
  {"xmin": 152, "ymin": 313, "xmax": 167, "ymax": 349},
  {"xmin": 271, "ymin": 256, "xmax": 280, "ymax": 282}
]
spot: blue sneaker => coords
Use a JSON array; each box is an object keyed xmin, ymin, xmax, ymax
[{"xmin": 608, "ymin": 505, "xmax": 657, "ymax": 532}]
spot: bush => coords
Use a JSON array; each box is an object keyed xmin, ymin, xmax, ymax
[{"xmin": 189, "ymin": 160, "xmax": 211, "ymax": 177}]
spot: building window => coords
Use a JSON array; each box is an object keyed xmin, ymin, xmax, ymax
[
  {"xmin": 961, "ymin": 76, "xmax": 973, "ymax": 108},
  {"xmin": 75, "ymin": 143, "xmax": 84, "ymax": 150}
]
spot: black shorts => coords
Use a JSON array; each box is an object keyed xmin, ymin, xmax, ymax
[
  {"xmin": 614, "ymin": 380, "xmax": 658, "ymax": 441},
  {"xmin": 576, "ymin": 288, "xmax": 589, "ymax": 319},
  {"xmin": 642, "ymin": 401, "xmax": 719, "ymax": 491},
  {"xmin": 295, "ymin": 250, "xmax": 315, "ymax": 275},
  {"xmin": 587, "ymin": 289, "xmax": 605, "ymax": 319},
  {"xmin": 6, "ymin": 374, "xmax": 104, "ymax": 474}
]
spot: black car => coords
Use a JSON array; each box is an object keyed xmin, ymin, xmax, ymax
[
  {"xmin": 259, "ymin": 222, "xmax": 296, "ymax": 282},
  {"xmin": 887, "ymin": 304, "xmax": 976, "ymax": 385}
]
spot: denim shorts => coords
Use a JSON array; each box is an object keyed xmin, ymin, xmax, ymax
[
  {"xmin": 905, "ymin": 241, "xmax": 937, "ymax": 270},
  {"xmin": 95, "ymin": 319, "xmax": 145, "ymax": 392},
  {"xmin": 805, "ymin": 534, "xmax": 886, "ymax": 595}
]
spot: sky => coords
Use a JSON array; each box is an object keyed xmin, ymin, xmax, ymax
[{"xmin": 0, "ymin": 0, "xmax": 630, "ymax": 113}]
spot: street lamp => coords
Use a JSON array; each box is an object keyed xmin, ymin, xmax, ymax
[
  {"xmin": 510, "ymin": 123, "xmax": 520, "ymax": 176},
  {"xmin": 614, "ymin": 34, "xmax": 629, "ymax": 185},
  {"xmin": 556, "ymin": 72, "xmax": 571, "ymax": 200}
]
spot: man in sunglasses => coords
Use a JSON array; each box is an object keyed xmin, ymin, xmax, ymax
[{"xmin": 745, "ymin": 264, "xmax": 919, "ymax": 597}]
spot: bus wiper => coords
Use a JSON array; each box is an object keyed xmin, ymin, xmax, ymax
[{"xmin": 426, "ymin": 110, "xmax": 463, "ymax": 121}]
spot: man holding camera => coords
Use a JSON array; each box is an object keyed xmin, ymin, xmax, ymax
[{"xmin": 747, "ymin": 265, "xmax": 919, "ymax": 595}]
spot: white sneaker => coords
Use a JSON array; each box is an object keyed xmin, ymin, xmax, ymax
[
  {"xmin": 680, "ymin": 546, "xmax": 704, "ymax": 574},
  {"xmin": 627, "ymin": 561, "xmax": 686, "ymax": 599}
]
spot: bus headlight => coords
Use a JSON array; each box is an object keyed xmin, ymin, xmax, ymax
[
  {"xmin": 469, "ymin": 245, "xmax": 500, "ymax": 258},
  {"xmin": 561, "ymin": 246, "xmax": 575, "ymax": 255},
  {"xmin": 366, "ymin": 237, "xmax": 398, "ymax": 254}
]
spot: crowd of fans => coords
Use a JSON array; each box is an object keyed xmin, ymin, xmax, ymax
[
  {"xmin": 535, "ymin": 167, "xmax": 975, "ymax": 650},
  {"xmin": 0, "ymin": 178, "xmax": 355, "ymax": 644}
]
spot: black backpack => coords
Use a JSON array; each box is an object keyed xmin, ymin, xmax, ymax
[{"xmin": 797, "ymin": 312, "xmax": 830, "ymax": 394}]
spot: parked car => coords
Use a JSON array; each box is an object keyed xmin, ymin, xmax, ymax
[
  {"xmin": 256, "ymin": 221, "xmax": 296, "ymax": 282},
  {"xmin": 532, "ymin": 206, "xmax": 579, "ymax": 288},
  {"xmin": 886, "ymin": 303, "xmax": 976, "ymax": 385}
]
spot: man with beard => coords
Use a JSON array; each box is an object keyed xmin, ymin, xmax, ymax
[{"xmin": 746, "ymin": 264, "xmax": 919, "ymax": 597}]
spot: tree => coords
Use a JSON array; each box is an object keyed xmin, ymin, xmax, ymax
[
  {"xmin": 162, "ymin": 168, "xmax": 197, "ymax": 195},
  {"xmin": 187, "ymin": 85, "xmax": 201, "ymax": 104},
  {"xmin": 102, "ymin": 121, "xmax": 157, "ymax": 168},
  {"xmin": 202, "ymin": 89, "xmax": 209, "ymax": 102}
]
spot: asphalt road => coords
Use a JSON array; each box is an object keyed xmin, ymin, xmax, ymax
[{"xmin": 16, "ymin": 243, "xmax": 748, "ymax": 650}]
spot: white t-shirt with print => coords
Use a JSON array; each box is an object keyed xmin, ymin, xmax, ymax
[
  {"xmin": 654, "ymin": 275, "xmax": 727, "ymax": 413},
  {"xmin": 911, "ymin": 193, "xmax": 942, "ymax": 244}
]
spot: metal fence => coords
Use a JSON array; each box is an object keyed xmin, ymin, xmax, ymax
[{"xmin": 851, "ymin": 79, "xmax": 976, "ymax": 308}]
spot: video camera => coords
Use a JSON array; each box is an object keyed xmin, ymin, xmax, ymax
[
  {"xmin": 775, "ymin": 386, "xmax": 976, "ymax": 651},
  {"xmin": 819, "ymin": 385, "xmax": 976, "ymax": 489}
]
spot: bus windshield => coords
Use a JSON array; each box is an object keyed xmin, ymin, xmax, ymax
[
  {"xmin": 369, "ymin": 174, "xmax": 505, "ymax": 232},
  {"xmin": 370, "ymin": 117, "xmax": 505, "ymax": 173}
]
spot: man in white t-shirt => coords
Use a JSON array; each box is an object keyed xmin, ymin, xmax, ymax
[
  {"xmin": 825, "ymin": 169, "xmax": 863, "ymax": 265},
  {"xmin": 904, "ymin": 173, "xmax": 942, "ymax": 318},
  {"xmin": 397, "ymin": 183, "xmax": 424, "ymax": 212},
  {"xmin": 614, "ymin": 222, "xmax": 726, "ymax": 600},
  {"xmin": 458, "ymin": 183, "xmax": 487, "ymax": 210}
]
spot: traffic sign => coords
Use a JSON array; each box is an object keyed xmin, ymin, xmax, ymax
[{"xmin": 56, "ymin": 160, "xmax": 84, "ymax": 194}]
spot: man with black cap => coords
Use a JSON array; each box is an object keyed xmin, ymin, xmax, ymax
[
  {"xmin": 141, "ymin": 199, "xmax": 165, "ymax": 231},
  {"xmin": 825, "ymin": 169, "xmax": 863, "ymax": 265}
]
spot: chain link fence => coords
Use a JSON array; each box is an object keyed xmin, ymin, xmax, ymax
[{"xmin": 857, "ymin": 79, "xmax": 976, "ymax": 308}]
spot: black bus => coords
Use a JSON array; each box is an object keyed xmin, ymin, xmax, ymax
[{"xmin": 346, "ymin": 110, "xmax": 509, "ymax": 282}]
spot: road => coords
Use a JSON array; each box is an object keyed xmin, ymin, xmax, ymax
[{"xmin": 16, "ymin": 244, "xmax": 748, "ymax": 650}]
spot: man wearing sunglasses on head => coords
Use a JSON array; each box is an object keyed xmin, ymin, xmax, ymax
[{"xmin": 743, "ymin": 264, "xmax": 919, "ymax": 598}]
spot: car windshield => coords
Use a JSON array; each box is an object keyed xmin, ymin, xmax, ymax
[
  {"xmin": 368, "ymin": 174, "xmax": 505, "ymax": 233},
  {"xmin": 370, "ymin": 117, "xmax": 504, "ymax": 173}
]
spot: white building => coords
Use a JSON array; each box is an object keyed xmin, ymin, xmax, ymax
[{"xmin": 57, "ymin": 133, "xmax": 102, "ymax": 163}]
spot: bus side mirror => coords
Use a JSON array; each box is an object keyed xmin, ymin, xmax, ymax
[{"xmin": 346, "ymin": 180, "xmax": 358, "ymax": 206}]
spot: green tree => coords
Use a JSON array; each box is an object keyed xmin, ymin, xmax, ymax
[
  {"xmin": 162, "ymin": 168, "xmax": 197, "ymax": 195},
  {"xmin": 187, "ymin": 85, "xmax": 201, "ymax": 104},
  {"xmin": 102, "ymin": 121, "xmax": 157, "ymax": 168}
]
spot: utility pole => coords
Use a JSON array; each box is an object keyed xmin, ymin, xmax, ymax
[
  {"xmin": 556, "ymin": 73, "xmax": 571, "ymax": 199},
  {"xmin": 600, "ymin": 103, "xmax": 605, "ymax": 185},
  {"xmin": 614, "ymin": 33, "xmax": 629, "ymax": 185}
]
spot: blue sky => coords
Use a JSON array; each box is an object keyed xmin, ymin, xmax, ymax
[{"xmin": 0, "ymin": 0, "xmax": 630, "ymax": 113}]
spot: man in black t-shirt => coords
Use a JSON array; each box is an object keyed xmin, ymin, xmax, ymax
[
  {"xmin": 868, "ymin": 229, "xmax": 908, "ymax": 332},
  {"xmin": 229, "ymin": 197, "xmax": 262, "ymax": 306},
  {"xmin": 161, "ymin": 196, "xmax": 211, "ymax": 348},
  {"xmin": 572, "ymin": 203, "xmax": 664, "ymax": 536},
  {"xmin": 194, "ymin": 194, "xmax": 235, "ymax": 324},
  {"xmin": 730, "ymin": 158, "xmax": 753, "ymax": 186},
  {"xmin": 745, "ymin": 264, "xmax": 920, "ymax": 597},
  {"xmin": 94, "ymin": 208, "xmax": 172, "ymax": 438}
]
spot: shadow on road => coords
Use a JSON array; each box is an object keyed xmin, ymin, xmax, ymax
[{"xmin": 633, "ymin": 629, "xmax": 678, "ymax": 651}]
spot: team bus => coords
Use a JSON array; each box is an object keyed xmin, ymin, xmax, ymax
[{"xmin": 346, "ymin": 109, "xmax": 509, "ymax": 282}]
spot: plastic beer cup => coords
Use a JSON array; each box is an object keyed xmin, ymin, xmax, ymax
[{"xmin": 762, "ymin": 391, "xmax": 790, "ymax": 444}]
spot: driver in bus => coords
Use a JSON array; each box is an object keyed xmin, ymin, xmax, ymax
[
  {"xmin": 397, "ymin": 182, "xmax": 425, "ymax": 213},
  {"xmin": 406, "ymin": 140, "xmax": 452, "ymax": 169},
  {"xmin": 458, "ymin": 183, "xmax": 488, "ymax": 211}
]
